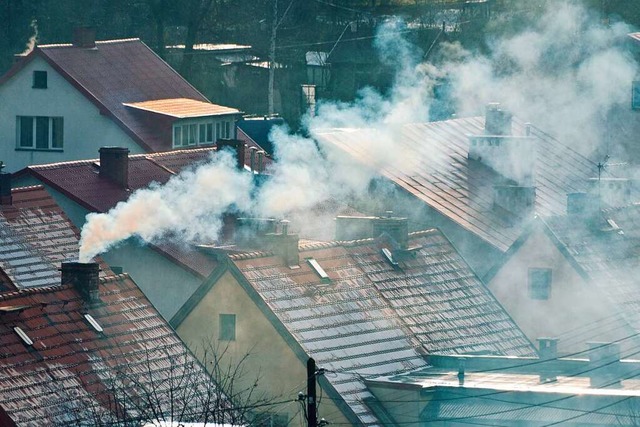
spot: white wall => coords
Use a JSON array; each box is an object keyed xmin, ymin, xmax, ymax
[{"xmin": 0, "ymin": 56, "xmax": 144, "ymax": 172}]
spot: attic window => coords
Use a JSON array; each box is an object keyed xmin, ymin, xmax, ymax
[
  {"xmin": 307, "ymin": 258, "xmax": 330, "ymax": 282},
  {"xmin": 14, "ymin": 326, "xmax": 33, "ymax": 346},
  {"xmin": 84, "ymin": 314, "xmax": 104, "ymax": 333},
  {"xmin": 32, "ymin": 71, "xmax": 47, "ymax": 89}
]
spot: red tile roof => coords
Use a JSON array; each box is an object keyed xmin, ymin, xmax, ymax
[
  {"xmin": 315, "ymin": 117, "xmax": 597, "ymax": 252},
  {"xmin": 124, "ymin": 98, "xmax": 241, "ymax": 118},
  {"xmin": 0, "ymin": 273, "xmax": 219, "ymax": 425},
  {"xmin": 1, "ymin": 39, "xmax": 226, "ymax": 152},
  {"xmin": 0, "ymin": 186, "xmax": 111, "ymax": 289},
  {"xmin": 16, "ymin": 150, "xmax": 221, "ymax": 278},
  {"xmin": 227, "ymin": 229, "xmax": 535, "ymax": 425}
]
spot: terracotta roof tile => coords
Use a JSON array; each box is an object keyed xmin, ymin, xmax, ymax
[
  {"xmin": 231, "ymin": 229, "xmax": 535, "ymax": 425},
  {"xmin": 0, "ymin": 274, "xmax": 220, "ymax": 424}
]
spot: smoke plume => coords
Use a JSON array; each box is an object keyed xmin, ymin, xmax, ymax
[{"xmin": 79, "ymin": 2, "xmax": 637, "ymax": 260}]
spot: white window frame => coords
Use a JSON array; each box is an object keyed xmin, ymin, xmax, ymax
[
  {"xmin": 16, "ymin": 116, "xmax": 63, "ymax": 150},
  {"xmin": 173, "ymin": 120, "xmax": 217, "ymax": 148}
]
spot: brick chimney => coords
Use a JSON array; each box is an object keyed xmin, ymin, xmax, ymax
[
  {"xmin": 493, "ymin": 185, "xmax": 536, "ymax": 219},
  {"xmin": 587, "ymin": 341, "xmax": 621, "ymax": 388},
  {"xmin": 61, "ymin": 262, "xmax": 100, "ymax": 304},
  {"xmin": 0, "ymin": 168, "xmax": 12, "ymax": 205},
  {"xmin": 73, "ymin": 27, "xmax": 96, "ymax": 49},
  {"xmin": 469, "ymin": 103, "xmax": 536, "ymax": 186},
  {"xmin": 265, "ymin": 220, "xmax": 299, "ymax": 267},
  {"xmin": 217, "ymin": 139, "xmax": 246, "ymax": 170},
  {"xmin": 372, "ymin": 214, "xmax": 409, "ymax": 249},
  {"xmin": 335, "ymin": 214, "xmax": 409, "ymax": 248},
  {"xmin": 99, "ymin": 147, "xmax": 129, "ymax": 188}
]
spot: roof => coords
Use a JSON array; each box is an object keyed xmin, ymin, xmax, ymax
[
  {"xmin": 0, "ymin": 185, "xmax": 110, "ymax": 289},
  {"xmin": 226, "ymin": 229, "xmax": 535, "ymax": 425},
  {"xmin": 314, "ymin": 117, "xmax": 597, "ymax": 252},
  {"xmin": 543, "ymin": 205, "xmax": 640, "ymax": 334},
  {"xmin": 124, "ymin": 98, "xmax": 241, "ymax": 119},
  {"xmin": 0, "ymin": 274, "xmax": 220, "ymax": 425},
  {"xmin": 1, "ymin": 39, "xmax": 219, "ymax": 152},
  {"xmin": 16, "ymin": 149, "xmax": 220, "ymax": 278}
]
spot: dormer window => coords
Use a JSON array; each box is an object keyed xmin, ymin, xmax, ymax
[
  {"xmin": 173, "ymin": 119, "xmax": 229, "ymax": 148},
  {"xmin": 32, "ymin": 71, "xmax": 47, "ymax": 89}
]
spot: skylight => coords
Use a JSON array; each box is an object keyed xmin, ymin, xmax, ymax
[
  {"xmin": 84, "ymin": 314, "xmax": 104, "ymax": 333},
  {"xmin": 307, "ymin": 258, "xmax": 330, "ymax": 282},
  {"xmin": 14, "ymin": 326, "xmax": 33, "ymax": 346}
]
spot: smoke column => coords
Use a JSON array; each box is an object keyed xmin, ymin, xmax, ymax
[
  {"xmin": 79, "ymin": 151, "xmax": 252, "ymax": 262},
  {"xmin": 79, "ymin": 2, "xmax": 637, "ymax": 260}
]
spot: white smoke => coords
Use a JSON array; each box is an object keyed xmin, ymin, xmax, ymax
[
  {"xmin": 22, "ymin": 20, "xmax": 38, "ymax": 55},
  {"xmin": 79, "ymin": 2, "xmax": 637, "ymax": 259},
  {"xmin": 79, "ymin": 151, "xmax": 252, "ymax": 262}
]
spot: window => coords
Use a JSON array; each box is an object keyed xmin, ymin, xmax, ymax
[
  {"xmin": 529, "ymin": 268, "xmax": 552, "ymax": 300},
  {"xmin": 173, "ymin": 121, "xmax": 215, "ymax": 147},
  {"xmin": 633, "ymin": 81, "xmax": 640, "ymax": 110},
  {"xmin": 32, "ymin": 71, "xmax": 47, "ymax": 89},
  {"xmin": 219, "ymin": 313, "xmax": 236, "ymax": 341},
  {"xmin": 17, "ymin": 116, "xmax": 63, "ymax": 150}
]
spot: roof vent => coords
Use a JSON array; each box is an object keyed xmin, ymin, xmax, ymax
[
  {"xmin": 381, "ymin": 248, "xmax": 399, "ymax": 269},
  {"xmin": 84, "ymin": 313, "xmax": 104, "ymax": 333},
  {"xmin": 14, "ymin": 326, "xmax": 33, "ymax": 346},
  {"xmin": 307, "ymin": 258, "xmax": 330, "ymax": 282}
]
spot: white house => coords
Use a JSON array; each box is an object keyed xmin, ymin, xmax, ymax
[{"xmin": 0, "ymin": 28, "xmax": 242, "ymax": 172}]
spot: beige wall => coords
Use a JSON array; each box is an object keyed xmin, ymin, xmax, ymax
[
  {"xmin": 176, "ymin": 269, "xmax": 351, "ymax": 427},
  {"xmin": 487, "ymin": 227, "xmax": 634, "ymax": 357}
]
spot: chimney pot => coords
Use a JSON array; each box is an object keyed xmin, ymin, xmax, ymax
[
  {"xmin": 485, "ymin": 103, "xmax": 512, "ymax": 135},
  {"xmin": 61, "ymin": 262, "xmax": 100, "ymax": 303},
  {"xmin": 73, "ymin": 27, "xmax": 96, "ymax": 49},
  {"xmin": 249, "ymin": 147, "xmax": 258, "ymax": 172},
  {"xmin": 257, "ymin": 151, "xmax": 265, "ymax": 173},
  {"xmin": 280, "ymin": 219, "xmax": 290, "ymax": 235},
  {"xmin": 99, "ymin": 147, "xmax": 129, "ymax": 188},
  {"xmin": 457, "ymin": 357, "xmax": 465, "ymax": 386}
]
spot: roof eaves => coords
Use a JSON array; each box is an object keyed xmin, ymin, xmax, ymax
[
  {"xmin": 37, "ymin": 46, "xmax": 155, "ymax": 153},
  {"xmin": 482, "ymin": 218, "xmax": 541, "ymax": 284},
  {"xmin": 224, "ymin": 259, "xmax": 369, "ymax": 425},
  {"xmin": 21, "ymin": 168, "xmax": 103, "ymax": 213},
  {"xmin": 170, "ymin": 262, "xmax": 228, "ymax": 328}
]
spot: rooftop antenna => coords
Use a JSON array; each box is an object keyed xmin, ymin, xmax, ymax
[{"xmin": 596, "ymin": 154, "xmax": 626, "ymax": 211}]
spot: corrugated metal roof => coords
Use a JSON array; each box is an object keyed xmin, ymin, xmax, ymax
[
  {"xmin": 231, "ymin": 229, "xmax": 535, "ymax": 425},
  {"xmin": 314, "ymin": 117, "xmax": 596, "ymax": 252},
  {"xmin": 124, "ymin": 98, "xmax": 241, "ymax": 118},
  {"xmin": 0, "ymin": 274, "xmax": 219, "ymax": 424}
]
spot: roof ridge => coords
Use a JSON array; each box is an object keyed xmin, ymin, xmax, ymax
[
  {"xmin": 228, "ymin": 250, "xmax": 275, "ymax": 260},
  {"xmin": 0, "ymin": 283, "xmax": 67, "ymax": 300},
  {"xmin": 38, "ymin": 38, "xmax": 141, "ymax": 49},
  {"xmin": 99, "ymin": 272, "xmax": 131, "ymax": 283},
  {"xmin": 11, "ymin": 185, "xmax": 45, "ymax": 194},
  {"xmin": 30, "ymin": 158, "xmax": 97, "ymax": 170},
  {"xmin": 144, "ymin": 147, "xmax": 218, "ymax": 159}
]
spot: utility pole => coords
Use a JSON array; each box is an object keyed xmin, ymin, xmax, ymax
[
  {"xmin": 307, "ymin": 357, "xmax": 317, "ymax": 427},
  {"xmin": 268, "ymin": 0, "xmax": 278, "ymax": 115}
]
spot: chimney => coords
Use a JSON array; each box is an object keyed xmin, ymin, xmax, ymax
[
  {"xmin": 538, "ymin": 337, "xmax": 558, "ymax": 383},
  {"xmin": 372, "ymin": 214, "xmax": 409, "ymax": 249},
  {"xmin": 265, "ymin": 220, "xmax": 299, "ymax": 267},
  {"xmin": 257, "ymin": 151, "xmax": 265, "ymax": 173},
  {"xmin": 61, "ymin": 262, "xmax": 100, "ymax": 304},
  {"xmin": 469, "ymin": 103, "xmax": 536, "ymax": 186},
  {"xmin": 493, "ymin": 185, "xmax": 536, "ymax": 219},
  {"xmin": 249, "ymin": 147, "xmax": 258, "ymax": 173},
  {"xmin": 73, "ymin": 27, "xmax": 96, "ymax": 49},
  {"xmin": 217, "ymin": 139, "xmax": 246, "ymax": 170},
  {"xmin": 99, "ymin": 147, "xmax": 129, "ymax": 188},
  {"xmin": 587, "ymin": 341, "xmax": 621, "ymax": 388},
  {"xmin": 567, "ymin": 192, "xmax": 599, "ymax": 216},
  {"xmin": 0, "ymin": 167, "xmax": 12, "ymax": 205},
  {"xmin": 457, "ymin": 357, "xmax": 465, "ymax": 386},
  {"xmin": 485, "ymin": 103, "xmax": 512, "ymax": 135},
  {"xmin": 587, "ymin": 178, "xmax": 631, "ymax": 208}
]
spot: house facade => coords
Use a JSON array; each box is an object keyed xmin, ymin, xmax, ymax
[
  {"xmin": 484, "ymin": 206, "xmax": 640, "ymax": 358},
  {"xmin": 0, "ymin": 29, "xmax": 242, "ymax": 172},
  {"xmin": 172, "ymin": 217, "xmax": 536, "ymax": 426}
]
